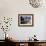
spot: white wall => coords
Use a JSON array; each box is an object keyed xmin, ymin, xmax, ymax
[{"xmin": 0, "ymin": 0, "xmax": 46, "ymax": 40}]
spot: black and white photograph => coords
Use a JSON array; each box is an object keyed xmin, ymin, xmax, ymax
[{"xmin": 18, "ymin": 14, "xmax": 34, "ymax": 27}]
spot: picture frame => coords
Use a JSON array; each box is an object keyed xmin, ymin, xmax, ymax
[{"xmin": 18, "ymin": 14, "xmax": 34, "ymax": 27}]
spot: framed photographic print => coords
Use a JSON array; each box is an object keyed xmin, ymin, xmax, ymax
[{"xmin": 18, "ymin": 14, "xmax": 34, "ymax": 27}]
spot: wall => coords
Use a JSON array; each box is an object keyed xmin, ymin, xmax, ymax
[{"xmin": 0, "ymin": 0, "xmax": 46, "ymax": 40}]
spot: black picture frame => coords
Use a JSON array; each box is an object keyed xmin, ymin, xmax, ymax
[{"xmin": 18, "ymin": 14, "xmax": 34, "ymax": 27}]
